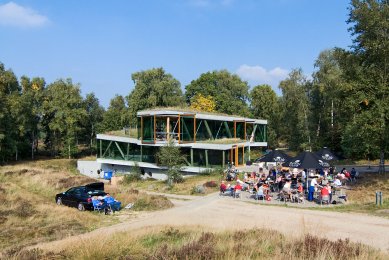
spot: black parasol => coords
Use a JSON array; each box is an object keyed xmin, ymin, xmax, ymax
[
  {"xmin": 315, "ymin": 147, "xmax": 340, "ymax": 161},
  {"xmin": 255, "ymin": 150, "xmax": 291, "ymax": 163},
  {"xmin": 284, "ymin": 151, "xmax": 330, "ymax": 169}
]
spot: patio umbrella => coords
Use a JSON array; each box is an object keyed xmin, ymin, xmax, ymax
[
  {"xmin": 255, "ymin": 150, "xmax": 291, "ymax": 163},
  {"xmin": 284, "ymin": 151, "xmax": 330, "ymax": 169},
  {"xmin": 315, "ymin": 147, "xmax": 340, "ymax": 161}
]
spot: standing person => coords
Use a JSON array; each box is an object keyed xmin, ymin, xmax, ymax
[
  {"xmin": 326, "ymin": 182, "xmax": 332, "ymax": 203},
  {"xmin": 308, "ymin": 177, "xmax": 318, "ymax": 202}
]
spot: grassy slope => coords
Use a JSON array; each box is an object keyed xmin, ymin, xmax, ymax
[
  {"xmin": 15, "ymin": 227, "xmax": 387, "ymax": 259},
  {"xmin": 0, "ymin": 159, "xmax": 172, "ymax": 255}
]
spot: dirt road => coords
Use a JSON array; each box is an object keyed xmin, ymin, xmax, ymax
[{"xmin": 36, "ymin": 193, "xmax": 389, "ymax": 252}]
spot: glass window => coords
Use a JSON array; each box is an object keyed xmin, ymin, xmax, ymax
[
  {"xmin": 254, "ymin": 124, "xmax": 267, "ymax": 142},
  {"xmin": 235, "ymin": 121, "xmax": 245, "ymax": 140},
  {"xmin": 180, "ymin": 116, "xmax": 195, "ymax": 142},
  {"xmin": 142, "ymin": 116, "xmax": 155, "ymax": 143}
]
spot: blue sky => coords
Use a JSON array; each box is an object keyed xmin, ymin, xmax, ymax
[{"xmin": 0, "ymin": 0, "xmax": 351, "ymax": 107}]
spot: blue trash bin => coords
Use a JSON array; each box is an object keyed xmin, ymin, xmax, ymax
[{"xmin": 104, "ymin": 171, "xmax": 112, "ymax": 180}]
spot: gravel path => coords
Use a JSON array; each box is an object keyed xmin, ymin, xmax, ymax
[{"xmin": 35, "ymin": 192, "xmax": 389, "ymax": 253}]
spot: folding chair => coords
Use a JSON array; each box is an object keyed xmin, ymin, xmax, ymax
[
  {"xmin": 234, "ymin": 190, "xmax": 241, "ymax": 199},
  {"xmin": 92, "ymin": 199, "xmax": 105, "ymax": 213},
  {"xmin": 320, "ymin": 195, "xmax": 330, "ymax": 206}
]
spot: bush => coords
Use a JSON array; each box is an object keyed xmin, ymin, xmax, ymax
[
  {"xmin": 204, "ymin": 181, "xmax": 217, "ymax": 188},
  {"xmin": 191, "ymin": 185, "xmax": 206, "ymax": 194},
  {"xmin": 14, "ymin": 200, "xmax": 36, "ymax": 218},
  {"xmin": 122, "ymin": 173, "xmax": 142, "ymax": 184}
]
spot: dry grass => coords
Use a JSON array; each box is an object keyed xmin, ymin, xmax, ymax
[
  {"xmin": 314, "ymin": 173, "xmax": 389, "ymax": 217},
  {"xmin": 10, "ymin": 226, "xmax": 386, "ymax": 259},
  {"xmin": 120, "ymin": 172, "xmax": 222, "ymax": 195},
  {"xmin": 0, "ymin": 159, "xmax": 172, "ymax": 255}
]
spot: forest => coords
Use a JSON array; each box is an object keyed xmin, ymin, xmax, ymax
[{"xmin": 0, "ymin": 0, "xmax": 388, "ymax": 163}]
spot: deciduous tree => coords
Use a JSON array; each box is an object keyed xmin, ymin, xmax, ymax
[{"xmin": 185, "ymin": 70, "xmax": 250, "ymax": 116}]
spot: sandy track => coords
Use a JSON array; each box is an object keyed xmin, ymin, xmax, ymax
[{"xmin": 36, "ymin": 193, "xmax": 389, "ymax": 252}]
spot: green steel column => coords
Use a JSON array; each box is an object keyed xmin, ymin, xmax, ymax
[
  {"xmin": 223, "ymin": 122, "xmax": 232, "ymax": 138},
  {"xmin": 190, "ymin": 148, "xmax": 194, "ymax": 166},
  {"xmin": 203, "ymin": 120, "xmax": 214, "ymax": 140},
  {"xmin": 205, "ymin": 149, "xmax": 209, "ymax": 167},
  {"xmin": 126, "ymin": 143, "xmax": 130, "ymax": 160},
  {"xmin": 99, "ymin": 139, "xmax": 102, "ymax": 158},
  {"xmin": 222, "ymin": 150, "xmax": 225, "ymax": 168},
  {"xmin": 140, "ymin": 145, "xmax": 143, "ymax": 162}
]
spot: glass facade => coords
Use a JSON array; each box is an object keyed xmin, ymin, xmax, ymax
[
  {"xmin": 142, "ymin": 116, "xmax": 155, "ymax": 143},
  {"xmin": 98, "ymin": 111, "xmax": 267, "ymax": 169},
  {"xmin": 234, "ymin": 121, "xmax": 245, "ymax": 140},
  {"xmin": 254, "ymin": 124, "xmax": 267, "ymax": 142},
  {"xmin": 180, "ymin": 115, "xmax": 195, "ymax": 142}
]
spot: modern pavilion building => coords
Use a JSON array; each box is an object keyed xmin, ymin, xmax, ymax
[{"xmin": 95, "ymin": 109, "xmax": 267, "ymax": 176}]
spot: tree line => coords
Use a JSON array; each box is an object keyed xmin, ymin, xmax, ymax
[{"xmin": 0, "ymin": 0, "xmax": 387, "ymax": 162}]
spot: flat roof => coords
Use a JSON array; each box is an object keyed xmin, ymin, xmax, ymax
[{"xmin": 137, "ymin": 109, "xmax": 267, "ymax": 124}]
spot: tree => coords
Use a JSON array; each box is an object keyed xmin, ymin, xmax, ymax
[
  {"xmin": 185, "ymin": 70, "xmax": 250, "ymax": 116},
  {"xmin": 42, "ymin": 79, "xmax": 86, "ymax": 158},
  {"xmin": 16, "ymin": 76, "xmax": 46, "ymax": 159},
  {"xmin": 101, "ymin": 95, "xmax": 129, "ymax": 131},
  {"xmin": 310, "ymin": 49, "xmax": 350, "ymax": 151},
  {"xmin": 127, "ymin": 68, "xmax": 184, "ymax": 124},
  {"xmin": 279, "ymin": 69, "xmax": 312, "ymax": 151},
  {"xmin": 190, "ymin": 93, "xmax": 216, "ymax": 112},
  {"xmin": 345, "ymin": 0, "xmax": 389, "ymax": 165},
  {"xmin": 0, "ymin": 62, "xmax": 20, "ymax": 162},
  {"xmin": 157, "ymin": 139, "xmax": 185, "ymax": 186},
  {"xmin": 249, "ymin": 84, "xmax": 280, "ymax": 147},
  {"xmin": 82, "ymin": 93, "xmax": 105, "ymax": 152}
]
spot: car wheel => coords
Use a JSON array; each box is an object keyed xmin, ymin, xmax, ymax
[
  {"xmin": 56, "ymin": 197, "xmax": 62, "ymax": 205},
  {"xmin": 78, "ymin": 203, "xmax": 85, "ymax": 211}
]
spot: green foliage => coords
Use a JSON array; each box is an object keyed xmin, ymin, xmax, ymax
[
  {"xmin": 122, "ymin": 163, "xmax": 143, "ymax": 184},
  {"xmin": 127, "ymin": 68, "xmax": 185, "ymax": 124},
  {"xmin": 250, "ymin": 84, "xmax": 280, "ymax": 147},
  {"xmin": 185, "ymin": 70, "xmax": 250, "ymax": 116},
  {"xmin": 101, "ymin": 95, "xmax": 128, "ymax": 131},
  {"xmin": 81, "ymin": 93, "xmax": 105, "ymax": 151},
  {"xmin": 157, "ymin": 139, "xmax": 185, "ymax": 186},
  {"xmin": 42, "ymin": 79, "xmax": 87, "ymax": 158},
  {"xmin": 279, "ymin": 69, "xmax": 311, "ymax": 151}
]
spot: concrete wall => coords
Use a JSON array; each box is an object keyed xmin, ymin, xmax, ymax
[{"xmin": 77, "ymin": 160, "xmax": 102, "ymax": 179}]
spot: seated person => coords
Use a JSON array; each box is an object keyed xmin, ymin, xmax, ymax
[
  {"xmin": 103, "ymin": 193, "xmax": 121, "ymax": 211},
  {"xmin": 237, "ymin": 179, "xmax": 249, "ymax": 191},
  {"xmin": 92, "ymin": 196, "xmax": 105, "ymax": 209},
  {"xmin": 256, "ymin": 184, "xmax": 265, "ymax": 200},
  {"xmin": 333, "ymin": 178, "xmax": 342, "ymax": 187},
  {"xmin": 282, "ymin": 180, "xmax": 292, "ymax": 194},
  {"xmin": 320, "ymin": 186, "xmax": 329, "ymax": 197},
  {"xmin": 220, "ymin": 181, "xmax": 227, "ymax": 193},
  {"xmin": 234, "ymin": 182, "xmax": 242, "ymax": 196},
  {"xmin": 297, "ymin": 182, "xmax": 303, "ymax": 194}
]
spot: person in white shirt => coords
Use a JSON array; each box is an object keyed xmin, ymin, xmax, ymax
[
  {"xmin": 308, "ymin": 177, "xmax": 318, "ymax": 201},
  {"xmin": 333, "ymin": 178, "xmax": 342, "ymax": 187}
]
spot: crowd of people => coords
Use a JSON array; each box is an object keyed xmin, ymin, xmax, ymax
[{"xmin": 220, "ymin": 166, "xmax": 352, "ymax": 205}]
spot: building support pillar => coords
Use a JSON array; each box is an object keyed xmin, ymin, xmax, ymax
[
  {"xmin": 205, "ymin": 149, "xmax": 209, "ymax": 167},
  {"xmin": 222, "ymin": 150, "xmax": 225, "ymax": 168},
  {"xmin": 99, "ymin": 139, "xmax": 102, "ymax": 158},
  {"xmin": 190, "ymin": 148, "xmax": 194, "ymax": 166}
]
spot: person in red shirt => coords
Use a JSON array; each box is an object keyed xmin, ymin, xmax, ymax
[
  {"xmin": 234, "ymin": 182, "xmax": 242, "ymax": 198},
  {"xmin": 321, "ymin": 186, "xmax": 329, "ymax": 196},
  {"xmin": 220, "ymin": 181, "xmax": 227, "ymax": 193}
]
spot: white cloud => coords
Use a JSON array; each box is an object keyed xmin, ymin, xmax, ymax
[
  {"xmin": 0, "ymin": 2, "xmax": 49, "ymax": 28},
  {"xmin": 236, "ymin": 64, "xmax": 289, "ymax": 88}
]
